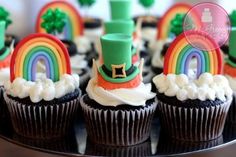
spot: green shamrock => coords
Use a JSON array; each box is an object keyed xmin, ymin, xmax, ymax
[
  {"xmin": 230, "ymin": 10, "xmax": 236, "ymax": 27},
  {"xmin": 77, "ymin": 0, "xmax": 96, "ymax": 7},
  {"xmin": 0, "ymin": 6, "xmax": 12, "ymax": 29},
  {"xmin": 170, "ymin": 13, "xmax": 185, "ymax": 36},
  {"xmin": 139, "ymin": 0, "xmax": 155, "ymax": 9},
  {"xmin": 41, "ymin": 8, "xmax": 66, "ymax": 35}
]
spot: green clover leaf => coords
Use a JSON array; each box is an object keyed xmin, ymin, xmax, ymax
[
  {"xmin": 0, "ymin": 6, "xmax": 12, "ymax": 29},
  {"xmin": 170, "ymin": 13, "xmax": 185, "ymax": 36},
  {"xmin": 41, "ymin": 8, "xmax": 66, "ymax": 35}
]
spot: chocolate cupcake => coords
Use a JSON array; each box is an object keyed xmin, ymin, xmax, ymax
[
  {"xmin": 80, "ymin": 33, "xmax": 156, "ymax": 146},
  {"xmin": 0, "ymin": 21, "xmax": 11, "ymax": 120},
  {"xmin": 223, "ymin": 12, "xmax": 236, "ymax": 124},
  {"xmin": 4, "ymin": 33, "xmax": 81, "ymax": 139},
  {"xmin": 153, "ymin": 31, "xmax": 233, "ymax": 141}
]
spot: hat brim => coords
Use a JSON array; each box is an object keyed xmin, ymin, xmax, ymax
[{"xmin": 98, "ymin": 66, "xmax": 140, "ymax": 83}]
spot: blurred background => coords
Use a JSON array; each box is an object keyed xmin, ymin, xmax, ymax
[{"xmin": 0, "ymin": 0, "xmax": 234, "ymax": 38}]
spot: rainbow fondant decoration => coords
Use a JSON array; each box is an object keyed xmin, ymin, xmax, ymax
[
  {"xmin": 157, "ymin": 3, "xmax": 200, "ymax": 40},
  {"xmin": 163, "ymin": 30, "xmax": 222, "ymax": 77},
  {"xmin": 10, "ymin": 33, "xmax": 71, "ymax": 82},
  {"xmin": 36, "ymin": 1, "xmax": 84, "ymax": 40}
]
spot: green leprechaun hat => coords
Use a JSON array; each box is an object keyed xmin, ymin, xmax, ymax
[
  {"xmin": 226, "ymin": 10, "xmax": 236, "ymax": 67},
  {"xmin": 105, "ymin": 20, "xmax": 134, "ymax": 35},
  {"xmin": 0, "ymin": 21, "xmax": 5, "ymax": 50},
  {"xmin": 0, "ymin": 21, "xmax": 10, "ymax": 56},
  {"xmin": 110, "ymin": 0, "xmax": 132, "ymax": 20},
  {"xmin": 98, "ymin": 33, "xmax": 139, "ymax": 83}
]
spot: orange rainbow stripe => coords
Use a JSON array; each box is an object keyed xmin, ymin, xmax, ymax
[
  {"xmin": 163, "ymin": 30, "xmax": 222, "ymax": 77},
  {"xmin": 36, "ymin": 0, "xmax": 84, "ymax": 40}
]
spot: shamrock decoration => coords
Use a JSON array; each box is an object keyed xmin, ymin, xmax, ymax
[
  {"xmin": 230, "ymin": 10, "xmax": 236, "ymax": 27},
  {"xmin": 139, "ymin": 0, "xmax": 155, "ymax": 9},
  {"xmin": 170, "ymin": 13, "xmax": 185, "ymax": 36},
  {"xmin": 77, "ymin": 0, "xmax": 96, "ymax": 7},
  {"xmin": 0, "ymin": 6, "xmax": 12, "ymax": 29},
  {"xmin": 41, "ymin": 8, "xmax": 66, "ymax": 35}
]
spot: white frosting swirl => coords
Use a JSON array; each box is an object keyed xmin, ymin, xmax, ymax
[
  {"xmin": 86, "ymin": 77, "xmax": 156, "ymax": 107},
  {"xmin": 225, "ymin": 75, "xmax": 236, "ymax": 91},
  {"xmin": 0, "ymin": 68, "xmax": 10, "ymax": 86},
  {"xmin": 141, "ymin": 28, "xmax": 157, "ymax": 42},
  {"xmin": 153, "ymin": 73, "xmax": 232, "ymax": 101},
  {"xmin": 151, "ymin": 40, "xmax": 169, "ymax": 68},
  {"xmin": 84, "ymin": 27, "xmax": 103, "ymax": 43},
  {"xmin": 4, "ymin": 73, "xmax": 80, "ymax": 103},
  {"xmin": 74, "ymin": 36, "xmax": 91, "ymax": 54},
  {"xmin": 70, "ymin": 54, "xmax": 88, "ymax": 73}
]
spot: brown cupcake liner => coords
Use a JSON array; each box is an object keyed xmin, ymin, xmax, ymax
[
  {"xmin": 226, "ymin": 93, "xmax": 236, "ymax": 124},
  {"xmin": 80, "ymin": 95, "xmax": 157, "ymax": 146},
  {"xmin": 156, "ymin": 130, "xmax": 223, "ymax": 155},
  {"xmin": 158, "ymin": 98, "xmax": 232, "ymax": 141},
  {"xmin": 0, "ymin": 87, "xmax": 10, "ymax": 121},
  {"xmin": 86, "ymin": 139, "xmax": 152, "ymax": 156},
  {"xmin": 4, "ymin": 93, "xmax": 80, "ymax": 139}
]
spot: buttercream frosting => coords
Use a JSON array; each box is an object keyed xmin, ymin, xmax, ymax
[
  {"xmin": 70, "ymin": 54, "xmax": 88, "ymax": 73},
  {"xmin": 5, "ymin": 73, "xmax": 80, "ymax": 103},
  {"xmin": 151, "ymin": 40, "xmax": 169, "ymax": 68},
  {"xmin": 74, "ymin": 36, "xmax": 91, "ymax": 54},
  {"xmin": 225, "ymin": 75, "xmax": 236, "ymax": 91},
  {"xmin": 0, "ymin": 68, "xmax": 10, "ymax": 86},
  {"xmin": 153, "ymin": 73, "xmax": 232, "ymax": 101},
  {"xmin": 141, "ymin": 28, "xmax": 157, "ymax": 42},
  {"xmin": 86, "ymin": 61, "xmax": 156, "ymax": 107}
]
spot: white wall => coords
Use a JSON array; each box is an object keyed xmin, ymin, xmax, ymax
[{"xmin": 0, "ymin": 0, "xmax": 233, "ymax": 38}]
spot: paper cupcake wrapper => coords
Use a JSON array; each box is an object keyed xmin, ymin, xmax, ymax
[
  {"xmin": 0, "ymin": 87, "xmax": 10, "ymax": 122},
  {"xmin": 158, "ymin": 98, "xmax": 232, "ymax": 141},
  {"xmin": 223, "ymin": 123, "xmax": 236, "ymax": 142},
  {"xmin": 225, "ymin": 93, "xmax": 236, "ymax": 124},
  {"xmin": 4, "ymin": 93, "xmax": 80, "ymax": 139},
  {"xmin": 156, "ymin": 132, "xmax": 223, "ymax": 155},
  {"xmin": 80, "ymin": 95, "xmax": 157, "ymax": 146},
  {"xmin": 86, "ymin": 139, "xmax": 152, "ymax": 156}
]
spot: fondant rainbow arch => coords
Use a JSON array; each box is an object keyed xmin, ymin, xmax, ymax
[
  {"xmin": 157, "ymin": 3, "xmax": 201, "ymax": 40},
  {"xmin": 163, "ymin": 30, "xmax": 222, "ymax": 77},
  {"xmin": 10, "ymin": 33, "xmax": 71, "ymax": 82},
  {"xmin": 36, "ymin": 0, "xmax": 84, "ymax": 40}
]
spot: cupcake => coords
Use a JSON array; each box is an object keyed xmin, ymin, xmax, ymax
[
  {"xmin": 77, "ymin": 0, "xmax": 103, "ymax": 53},
  {"xmin": 80, "ymin": 33, "xmax": 156, "ymax": 146},
  {"xmin": 134, "ymin": 0, "xmax": 158, "ymax": 59},
  {"xmin": 0, "ymin": 21, "xmax": 11, "ymax": 117},
  {"xmin": 153, "ymin": 31, "xmax": 232, "ymax": 141},
  {"xmin": 0, "ymin": 6, "xmax": 19, "ymax": 48},
  {"xmin": 224, "ymin": 16, "xmax": 236, "ymax": 123},
  {"xmin": 151, "ymin": 13, "xmax": 185, "ymax": 75},
  {"xmin": 4, "ymin": 33, "xmax": 81, "ymax": 139}
]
